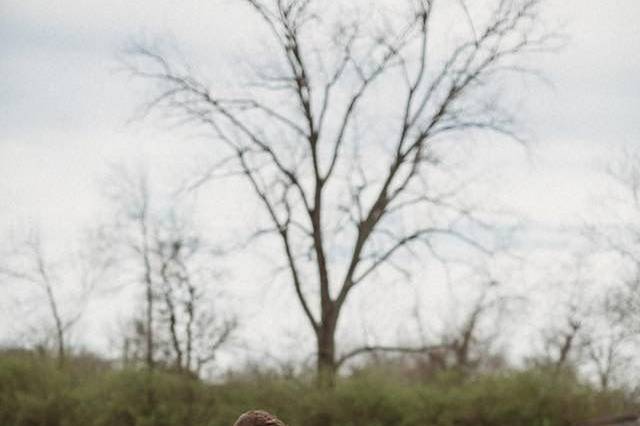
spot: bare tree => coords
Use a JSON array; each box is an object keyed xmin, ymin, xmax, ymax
[
  {"xmin": 528, "ymin": 249, "xmax": 639, "ymax": 390},
  {"xmin": 584, "ymin": 272, "xmax": 639, "ymax": 391},
  {"xmin": 531, "ymin": 257, "xmax": 592, "ymax": 372},
  {"xmin": 104, "ymin": 166, "xmax": 236, "ymax": 375},
  {"xmin": 102, "ymin": 166, "xmax": 157, "ymax": 369},
  {"xmin": 579, "ymin": 150, "xmax": 640, "ymax": 388},
  {"xmin": 594, "ymin": 153, "xmax": 640, "ymax": 339},
  {"xmin": 583, "ymin": 330, "xmax": 630, "ymax": 391},
  {"xmin": 153, "ymin": 215, "xmax": 237, "ymax": 375},
  {"xmin": 444, "ymin": 279, "xmax": 516, "ymax": 372},
  {"xmin": 337, "ymin": 272, "xmax": 516, "ymax": 376},
  {"xmin": 0, "ymin": 229, "xmax": 109, "ymax": 366},
  {"xmin": 124, "ymin": 0, "xmax": 556, "ymax": 385},
  {"xmin": 541, "ymin": 310, "xmax": 583, "ymax": 370}
]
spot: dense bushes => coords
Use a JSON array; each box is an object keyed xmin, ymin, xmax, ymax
[{"xmin": 0, "ymin": 351, "xmax": 634, "ymax": 426}]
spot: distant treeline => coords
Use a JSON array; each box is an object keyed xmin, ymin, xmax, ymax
[{"xmin": 0, "ymin": 349, "xmax": 635, "ymax": 426}]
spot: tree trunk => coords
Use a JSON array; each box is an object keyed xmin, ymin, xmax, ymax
[
  {"xmin": 145, "ymin": 279, "xmax": 154, "ymax": 369},
  {"xmin": 316, "ymin": 313, "xmax": 337, "ymax": 388},
  {"xmin": 44, "ymin": 281, "xmax": 65, "ymax": 367},
  {"xmin": 141, "ymin": 224, "xmax": 154, "ymax": 370},
  {"xmin": 55, "ymin": 326, "xmax": 65, "ymax": 367}
]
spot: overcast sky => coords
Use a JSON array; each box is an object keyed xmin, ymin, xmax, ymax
[{"xmin": 1, "ymin": 0, "xmax": 639, "ymax": 367}]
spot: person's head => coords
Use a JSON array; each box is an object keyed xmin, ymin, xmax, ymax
[{"xmin": 233, "ymin": 410, "xmax": 286, "ymax": 426}]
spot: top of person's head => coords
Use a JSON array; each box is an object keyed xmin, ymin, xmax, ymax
[{"xmin": 233, "ymin": 410, "xmax": 287, "ymax": 426}]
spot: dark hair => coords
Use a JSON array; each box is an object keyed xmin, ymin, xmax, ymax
[{"xmin": 233, "ymin": 410, "xmax": 287, "ymax": 426}]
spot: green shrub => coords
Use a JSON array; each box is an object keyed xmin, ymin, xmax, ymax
[{"xmin": 0, "ymin": 351, "xmax": 634, "ymax": 426}]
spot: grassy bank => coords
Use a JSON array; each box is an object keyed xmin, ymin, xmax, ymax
[{"xmin": 0, "ymin": 351, "xmax": 634, "ymax": 426}]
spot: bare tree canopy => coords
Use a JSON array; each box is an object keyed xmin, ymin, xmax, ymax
[{"xmin": 124, "ymin": 0, "xmax": 558, "ymax": 385}]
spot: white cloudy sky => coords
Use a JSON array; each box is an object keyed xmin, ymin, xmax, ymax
[{"xmin": 1, "ymin": 0, "xmax": 639, "ymax": 367}]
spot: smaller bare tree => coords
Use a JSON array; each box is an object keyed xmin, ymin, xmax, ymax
[
  {"xmin": 0, "ymin": 229, "xmax": 110, "ymax": 365},
  {"xmin": 581, "ymin": 277, "xmax": 639, "ymax": 391},
  {"xmin": 530, "ymin": 251, "xmax": 639, "ymax": 390},
  {"xmin": 337, "ymin": 271, "xmax": 516, "ymax": 376},
  {"xmin": 102, "ymin": 166, "xmax": 159, "ymax": 369},
  {"xmin": 580, "ymin": 150, "xmax": 640, "ymax": 388},
  {"xmin": 583, "ymin": 330, "xmax": 630, "ymax": 391},
  {"xmin": 444, "ymin": 279, "xmax": 515, "ymax": 372},
  {"xmin": 153, "ymin": 215, "xmax": 237, "ymax": 375},
  {"xmin": 103, "ymin": 166, "xmax": 236, "ymax": 375},
  {"xmin": 540, "ymin": 310, "xmax": 584, "ymax": 371}
]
